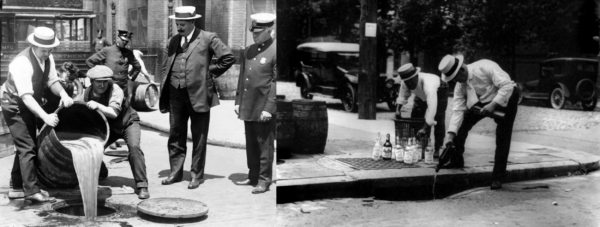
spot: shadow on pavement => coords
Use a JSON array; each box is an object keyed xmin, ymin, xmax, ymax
[
  {"xmin": 157, "ymin": 169, "xmax": 225, "ymax": 181},
  {"xmin": 228, "ymin": 173, "xmax": 248, "ymax": 182},
  {"xmin": 99, "ymin": 176, "xmax": 136, "ymax": 188}
]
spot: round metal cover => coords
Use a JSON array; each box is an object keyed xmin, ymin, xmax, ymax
[{"xmin": 137, "ymin": 198, "xmax": 209, "ymax": 218}]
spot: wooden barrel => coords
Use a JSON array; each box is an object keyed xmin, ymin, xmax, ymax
[
  {"xmin": 292, "ymin": 99, "xmax": 328, "ymax": 154},
  {"xmin": 132, "ymin": 82, "xmax": 158, "ymax": 111},
  {"xmin": 0, "ymin": 110, "xmax": 15, "ymax": 158},
  {"xmin": 216, "ymin": 64, "xmax": 240, "ymax": 100},
  {"xmin": 36, "ymin": 102, "xmax": 109, "ymax": 188},
  {"xmin": 276, "ymin": 100, "xmax": 294, "ymax": 158}
]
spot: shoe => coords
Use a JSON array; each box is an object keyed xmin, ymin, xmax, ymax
[
  {"xmin": 99, "ymin": 162, "xmax": 109, "ymax": 180},
  {"xmin": 109, "ymin": 143, "xmax": 117, "ymax": 150},
  {"xmin": 188, "ymin": 179, "xmax": 204, "ymax": 189},
  {"xmin": 161, "ymin": 176, "xmax": 182, "ymax": 185},
  {"xmin": 442, "ymin": 159, "xmax": 464, "ymax": 169},
  {"xmin": 490, "ymin": 181, "xmax": 502, "ymax": 190},
  {"xmin": 24, "ymin": 192, "xmax": 56, "ymax": 203},
  {"xmin": 252, "ymin": 181, "xmax": 270, "ymax": 194},
  {"xmin": 138, "ymin": 188, "xmax": 150, "ymax": 199},
  {"xmin": 234, "ymin": 179, "xmax": 257, "ymax": 186}
]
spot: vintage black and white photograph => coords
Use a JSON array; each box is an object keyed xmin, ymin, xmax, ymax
[
  {"xmin": 0, "ymin": 0, "xmax": 276, "ymax": 226},
  {"xmin": 276, "ymin": 0, "xmax": 600, "ymax": 226}
]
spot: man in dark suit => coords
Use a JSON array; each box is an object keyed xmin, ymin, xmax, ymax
[
  {"xmin": 233, "ymin": 13, "xmax": 276, "ymax": 194},
  {"xmin": 86, "ymin": 29, "xmax": 141, "ymax": 99},
  {"xmin": 159, "ymin": 6, "xmax": 235, "ymax": 189}
]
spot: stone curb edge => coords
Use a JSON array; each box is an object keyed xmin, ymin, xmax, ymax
[{"xmin": 139, "ymin": 120, "xmax": 246, "ymax": 150}]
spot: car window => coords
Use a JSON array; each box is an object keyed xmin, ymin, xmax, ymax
[
  {"xmin": 541, "ymin": 64, "xmax": 553, "ymax": 78},
  {"xmin": 577, "ymin": 62, "xmax": 595, "ymax": 72},
  {"xmin": 335, "ymin": 52, "xmax": 359, "ymax": 71}
]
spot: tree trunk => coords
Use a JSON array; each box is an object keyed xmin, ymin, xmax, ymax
[{"xmin": 358, "ymin": 0, "xmax": 377, "ymax": 119}]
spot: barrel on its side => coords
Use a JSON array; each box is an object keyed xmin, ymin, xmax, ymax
[
  {"xmin": 132, "ymin": 82, "xmax": 159, "ymax": 111},
  {"xmin": 292, "ymin": 99, "xmax": 328, "ymax": 154},
  {"xmin": 216, "ymin": 64, "xmax": 240, "ymax": 100},
  {"xmin": 36, "ymin": 102, "xmax": 109, "ymax": 188},
  {"xmin": 276, "ymin": 100, "xmax": 294, "ymax": 158}
]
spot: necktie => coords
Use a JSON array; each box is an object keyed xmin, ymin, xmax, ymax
[
  {"xmin": 182, "ymin": 37, "xmax": 189, "ymax": 52},
  {"xmin": 466, "ymin": 81, "xmax": 479, "ymax": 109}
]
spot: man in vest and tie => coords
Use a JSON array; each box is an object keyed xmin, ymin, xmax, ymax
[
  {"xmin": 1, "ymin": 27, "xmax": 74, "ymax": 202},
  {"xmin": 159, "ymin": 6, "xmax": 235, "ymax": 189},
  {"xmin": 234, "ymin": 13, "xmax": 277, "ymax": 194},
  {"xmin": 439, "ymin": 54, "xmax": 520, "ymax": 190}
]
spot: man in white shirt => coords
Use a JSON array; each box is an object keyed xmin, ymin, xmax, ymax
[
  {"xmin": 1, "ymin": 27, "xmax": 74, "ymax": 202},
  {"xmin": 395, "ymin": 63, "xmax": 448, "ymax": 156},
  {"xmin": 439, "ymin": 54, "xmax": 519, "ymax": 190}
]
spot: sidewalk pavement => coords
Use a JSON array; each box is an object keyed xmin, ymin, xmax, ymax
[{"xmin": 275, "ymin": 103, "xmax": 600, "ymax": 202}]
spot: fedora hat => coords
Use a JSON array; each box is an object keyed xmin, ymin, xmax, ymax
[
  {"xmin": 169, "ymin": 6, "xmax": 202, "ymax": 20},
  {"xmin": 27, "ymin": 27, "xmax": 59, "ymax": 48},
  {"xmin": 397, "ymin": 63, "xmax": 421, "ymax": 81},
  {"xmin": 439, "ymin": 54, "xmax": 464, "ymax": 82},
  {"xmin": 249, "ymin": 13, "xmax": 276, "ymax": 32},
  {"xmin": 87, "ymin": 65, "xmax": 114, "ymax": 81}
]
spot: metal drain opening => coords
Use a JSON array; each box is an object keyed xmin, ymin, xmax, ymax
[{"xmin": 54, "ymin": 204, "xmax": 116, "ymax": 217}]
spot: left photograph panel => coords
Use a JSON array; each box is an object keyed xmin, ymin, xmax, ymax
[{"xmin": 0, "ymin": 0, "xmax": 276, "ymax": 226}]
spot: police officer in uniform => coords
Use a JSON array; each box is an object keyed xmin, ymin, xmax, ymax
[
  {"xmin": 1, "ymin": 27, "xmax": 74, "ymax": 202},
  {"xmin": 234, "ymin": 13, "xmax": 277, "ymax": 194}
]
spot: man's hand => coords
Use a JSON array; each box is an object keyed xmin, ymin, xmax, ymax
[
  {"xmin": 481, "ymin": 102, "xmax": 498, "ymax": 116},
  {"xmin": 443, "ymin": 132, "xmax": 456, "ymax": 147},
  {"xmin": 395, "ymin": 104, "xmax": 402, "ymax": 119},
  {"xmin": 416, "ymin": 128, "xmax": 428, "ymax": 139},
  {"xmin": 60, "ymin": 96, "xmax": 74, "ymax": 108},
  {"xmin": 43, "ymin": 113, "xmax": 59, "ymax": 127},
  {"xmin": 260, "ymin": 111, "xmax": 272, "ymax": 122},
  {"xmin": 234, "ymin": 105, "xmax": 240, "ymax": 116},
  {"xmin": 86, "ymin": 101, "xmax": 100, "ymax": 110}
]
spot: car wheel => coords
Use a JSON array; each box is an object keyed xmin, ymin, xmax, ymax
[
  {"xmin": 549, "ymin": 87, "xmax": 566, "ymax": 109},
  {"xmin": 300, "ymin": 84, "xmax": 313, "ymax": 100},
  {"xmin": 341, "ymin": 83, "xmax": 357, "ymax": 112},
  {"xmin": 582, "ymin": 98, "xmax": 597, "ymax": 111}
]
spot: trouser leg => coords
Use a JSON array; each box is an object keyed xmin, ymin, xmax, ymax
[
  {"xmin": 492, "ymin": 89, "xmax": 519, "ymax": 182},
  {"xmin": 453, "ymin": 112, "xmax": 485, "ymax": 163},
  {"xmin": 189, "ymin": 110, "xmax": 210, "ymax": 180},
  {"xmin": 167, "ymin": 85, "xmax": 189, "ymax": 179},
  {"xmin": 123, "ymin": 121, "xmax": 148, "ymax": 188},
  {"xmin": 244, "ymin": 121, "xmax": 260, "ymax": 183},
  {"xmin": 256, "ymin": 118, "xmax": 275, "ymax": 182}
]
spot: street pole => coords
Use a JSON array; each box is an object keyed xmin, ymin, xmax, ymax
[
  {"xmin": 168, "ymin": 0, "xmax": 173, "ymax": 38},
  {"xmin": 358, "ymin": 0, "xmax": 377, "ymax": 119},
  {"xmin": 111, "ymin": 1, "xmax": 116, "ymax": 44}
]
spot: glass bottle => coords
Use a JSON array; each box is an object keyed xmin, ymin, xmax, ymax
[
  {"xmin": 413, "ymin": 137, "xmax": 421, "ymax": 163},
  {"xmin": 382, "ymin": 134, "xmax": 393, "ymax": 160},
  {"xmin": 394, "ymin": 135, "xmax": 404, "ymax": 162},
  {"xmin": 425, "ymin": 138, "xmax": 434, "ymax": 164},
  {"xmin": 403, "ymin": 137, "xmax": 413, "ymax": 165},
  {"xmin": 371, "ymin": 132, "xmax": 382, "ymax": 161}
]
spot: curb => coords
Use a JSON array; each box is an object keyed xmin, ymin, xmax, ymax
[
  {"xmin": 139, "ymin": 120, "xmax": 246, "ymax": 150},
  {"xmin": 276, "ymin": 157, "xmax": 600, "ymax": 203}
]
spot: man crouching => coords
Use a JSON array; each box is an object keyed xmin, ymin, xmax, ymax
[{"xmin": 76, "ymin": 65, "xmax": 150, "ymax": 199}]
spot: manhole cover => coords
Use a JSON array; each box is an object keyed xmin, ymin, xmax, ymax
[
  {"xmin": 335, "ymin": 158, "xmax": 427, "ymax": 170},
  {"xmin": 137, "ymin": 198, "xmax": 208, "ymax": 218}
]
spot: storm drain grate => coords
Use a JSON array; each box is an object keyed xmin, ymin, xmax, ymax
[{"xmin": 335, "ymin": 158, "xmax": 425, "ymax": 170}]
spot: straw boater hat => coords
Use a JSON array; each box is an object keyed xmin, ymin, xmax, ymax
[
  {"xmin": 439, "ymin": 54, "xmax": 465, "ymax": 82},
  {"xmin": 169, "ymin": 6, "xmax": 202, "ymax": 20},
  {"xmin": 397, "ymin": 63, "xmax": 421, "ymax": 82},
  {"xmin": 27, "ymin": 27, "xmax": 60, "ymax": 48},
  {"xmin": 87, "ymin": 65, "xmax": 113, "ymax": 81},
  {"xmin": 249, "ymin": 13, "xmax": 276, "ymax": 32}
]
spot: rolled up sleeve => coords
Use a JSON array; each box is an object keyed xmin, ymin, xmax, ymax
[
  {"xmin": 9, "ymin": 56, "xmax": 34, "ymax": 97},
  {"xmin": 109, "ymin": 84, "xmax": 124, "ymax": 114},
  {"xmin": 395, "ymin": 82, "xmax": 411, "ymax": 105},
  {"xmin": 424, "ymin": 84, "xmax": 438, "ymax": 126},
  {"xmin": 447, "ymin": 83, "xmax": 468, "ymax": 134},
  {"xmin": 486, "ymin": 62, "xmax": 515, "ymax": 107},
  {"xmin": 46, "ymin": 55, "xmax": 59, "ymax": 87}
]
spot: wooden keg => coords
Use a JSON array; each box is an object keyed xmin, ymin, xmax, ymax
[
  {"xmin": 216, "ymin": 64, "xmax": 240, "ymax": 100},
  {"xmin": 292, "ymin": 99, "xmax": 328, "ymax": 154},
  {"xmin": 36, "ymin": 102, "xmax": 109, "ymax": 188},
  {"xmin": 276, "ymin": 100, "xmax": 294, "ymax": 158},
  {"xmin": 132, "ymin": 82, "xmax": 158, "ymax": 111}
]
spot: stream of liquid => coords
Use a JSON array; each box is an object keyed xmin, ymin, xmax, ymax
[
  {"xmin": 432, "ymin": 173, "xmax": 437, "ymax": 200},
  {"xmin": 58, "ymin": 132, "xmax": 104, "ymax": 220}
]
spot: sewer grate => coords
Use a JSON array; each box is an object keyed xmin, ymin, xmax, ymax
[{"xmin": 335, "ymin": 158, "xmax": 427, "ymax": 170}]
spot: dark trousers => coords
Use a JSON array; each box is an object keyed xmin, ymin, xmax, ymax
[
  {"xmin": 168, "ymin": 85, "xmax": 211, "ymax": 180},
  {"xmin": 411, "ymin": 81, "xmax": 449, "ymax": 152},
  {"xmin": 104, "ymin": 121, "xmax": 148, "ymax": 188},
  {"xmin": 244, "ymin": 119, "xmax": 275, "ymax": 183},
  {"xmin": 454, "ymin": 88, "xmax": 520, "ymax": 182},
  {"xmin": 1, "ymin": 95, "xmax": 41, "ymax": 196}
]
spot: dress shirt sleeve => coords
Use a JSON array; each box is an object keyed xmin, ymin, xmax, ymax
[
  {"xmin": 423, "ymin": 81, "xmax": 439, "ymax": 126},
  {"xmin": 86, "ymin": 47, "xmax": 107, "ymax": 68},
  {"xmin": 46, "ymin": 54, "xmax": 59, "ymax": 87},
  {"xmin": 128, "ymin": 51, "xmax": 142, "ymax": 81},
  {"xmin": 208, "ymin": 35, "xmax": 235, "ymax": 78},
  {"xmin": 395, "ymin": 82, "xmax": 411, "ymax": 105},
  {"xmin": 109, "ymin": 84, "xmax": 124, "ymax": 115},
  {"xmin": 484, "ymin": 61, "xmax": 515, "ymax": 107},
  {"xmin": 447, "ymin": 83, "xmax": 468, "ymax": 134},
  {"xmin": 9, "ymin": 56, "xmax": 35, "ymax": 97}
]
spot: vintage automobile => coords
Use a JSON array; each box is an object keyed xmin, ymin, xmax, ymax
[
  {"xmin": 294, "ymin": 42, "xmax": 400, "ymax": 112},
  {"xmin": 518, "ymin": 58, "xmax": 598, "ymax": 111}
]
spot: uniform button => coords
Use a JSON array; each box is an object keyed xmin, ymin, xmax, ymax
[
  {"xmin": 253, "ymin": 58, "xmax": 256, "ymax": 60},
  {"xmin": 258, "ymin": 48, "xmax": 261, "ymax": 51},
  {"xmin": 246, "ymin": 78, "xmax": 249, "ymax": 81},
  {"xmin": 244, "ymin": 89, "xmax": 247, "ymax": 91},
  {"xmin": 249, "ymin": 68, "xmax": 251, "ymax": 70}
]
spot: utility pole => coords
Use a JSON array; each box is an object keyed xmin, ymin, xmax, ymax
[
  {"xmin": 358, "ymin": 0, "xmax": 377, "ymax": 119},
  {"xmin": 111, "ymin": 1, "xmax": 116, "ymax": 44}
]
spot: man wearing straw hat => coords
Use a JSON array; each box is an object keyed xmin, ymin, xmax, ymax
[
  {"xmin": 233, "ymin": 13, "xmax": 277, "ymax": 194},
  {"xmin": 159, "ymin": 6, "xmax": 235, "ymax": 189},
  {"xmin": 438, "ymin": 54, "xmax": 519, "ymax": 190},
  {"xmin": 394, "ymin": 63, "xmax": 448, "ymax": 157},
  {"xmin": 1, "ymin": 27, "xmax": 74, "ymax": 202},
  {"xmin": 77, "ymin": 65, "xmax": 150, "ymax": 199}
]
